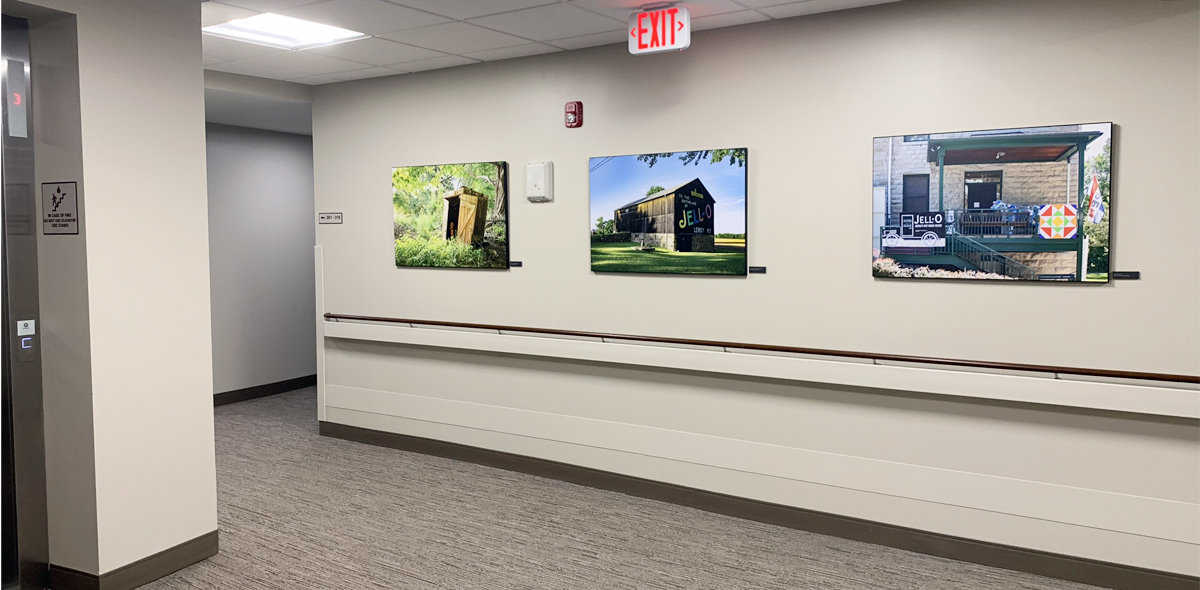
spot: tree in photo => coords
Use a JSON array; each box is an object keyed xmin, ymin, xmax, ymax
[
  {"xmin": 636, "ymin": 148, "xmax": 747, "ymax": 169},
  {"xmin": 1081, "ymin": 141, "xmax": 1111, "ymax": 274}
]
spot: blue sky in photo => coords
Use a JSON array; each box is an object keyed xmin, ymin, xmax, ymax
[{"xmin": 589, "ymin": 150, "xmax": 747, "ymax": 234}]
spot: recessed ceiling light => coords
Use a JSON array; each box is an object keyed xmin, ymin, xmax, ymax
[{"xmin": 202, "ymin": 13, "xmax": 367, "ymax": 50}]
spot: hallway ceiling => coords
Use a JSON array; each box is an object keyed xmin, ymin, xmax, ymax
[{"xmin": 202, "ymin": 0, "xmax": 900, "ymax": 85}]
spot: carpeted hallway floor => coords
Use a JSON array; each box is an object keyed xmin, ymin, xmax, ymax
[{"xmin": 142, "ymin": 388, "xmax": 1102, "ymax": 589}]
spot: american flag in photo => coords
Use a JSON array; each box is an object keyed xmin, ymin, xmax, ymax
[{"xmin": 1086, "ymin": 175, "xmax": 1105, "ymax": 223}]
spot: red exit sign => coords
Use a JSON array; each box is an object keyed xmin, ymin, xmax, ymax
[{"xmin": 628, "ymin": 6, "xmax": 690, "ymax": 55}]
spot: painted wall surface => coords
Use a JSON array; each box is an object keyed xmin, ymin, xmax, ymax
[
  {"xmin": 315, "ymin": 0, "xmax": 1198, "ymax": 376},
  {"xmin": 25, "ymin": 0, "xmax": 217, "ymax": 574},
  {"xmin": 313, "ymin": 0, "xmax": 1199, "ymax": 576},
  {"xmin": 204, "ymin": 70, "xmax": 313, "ymax": 135},
  {"xmin": 207, "ymin": 124, "xmax": 316, "ymax": 394}
]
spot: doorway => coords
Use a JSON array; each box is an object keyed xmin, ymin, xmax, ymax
[
  {"xmin": 965, "ymin": 170, "xmax": 1002, "ymax": 209},
  {"xmin": 444, "ymin": 197, "xmax": 459, "ymax": 240},
  {"xmin": 902, "ymin": 174, "xmax": 929, "ymax": 213}
]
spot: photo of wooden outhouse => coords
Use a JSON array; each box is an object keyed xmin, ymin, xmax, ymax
[
  {"xmin": 442, "ymin": 187, "xmax": 489, "ymax": 246},
  {"xmin": 614, "ymin": 178, "xmax": 716, "ymax": 252},
  {"xmin": 393, "ymin": 161, "xmax": 508, "ymax": 269}
]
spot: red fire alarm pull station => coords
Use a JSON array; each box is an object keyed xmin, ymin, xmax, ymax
[{"xmin": 565, "ymin": 101, "xmax": 583, "ymax": 128}]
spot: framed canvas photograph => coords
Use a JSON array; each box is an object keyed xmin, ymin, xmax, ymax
[
  {"xmin": 392, "ymin": 161, "xmax": 509, "ymax": 269},
  {"xmin": 872, "ymin": 123, "xmax": 1112, "ymax": 282},
  {"xmin": 589, "ymin": 148, "xmax": 748, "ymax": 275}
]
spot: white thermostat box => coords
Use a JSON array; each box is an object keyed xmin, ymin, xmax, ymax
[{"xmin": 526, "ymin": 161, "xmax": 553, "ymax": 203}]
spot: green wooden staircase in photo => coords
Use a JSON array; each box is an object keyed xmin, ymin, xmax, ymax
[{"xmin": 887, "ymin": 234, "xmax": 1039, "ymax": 280}]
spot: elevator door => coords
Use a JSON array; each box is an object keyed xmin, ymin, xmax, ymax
[{"xmin": 2, "ymin": 13, "xmax": 49, "ymax": 590}]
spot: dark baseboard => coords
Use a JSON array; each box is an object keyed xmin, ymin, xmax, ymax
[
  {"xmin": 214, "ymin": 374, "xmax": 316, "ymax": 407},
  {"xmin": 46, "ymin": 564, "xmax": 93, "ymax": 590},
  {"xmin": 320, "ymin": 420, "xmax": 1198, "ymax": 590},
  {"xmin": 49, "ymin": 530, "xmax": 218, "ymax": 590}
]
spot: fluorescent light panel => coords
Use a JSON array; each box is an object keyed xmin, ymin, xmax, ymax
[{"xmin": 203, "ymin": 13, "xmax": 366, "ymax": 50}]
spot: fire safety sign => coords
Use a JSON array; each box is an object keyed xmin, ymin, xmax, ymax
[{"xmin": 42, "ymin": 182, "xmax": 78, "ymax": 235}]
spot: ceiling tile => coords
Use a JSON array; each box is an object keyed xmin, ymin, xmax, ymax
[
  {"xmin": 286, "ymin": 69, "xmax": 368, "ymax": 84},
  {"xmin": 280, "ymin": 0, "xmax": 450, "ymax": 35},
  {"xmin": 380, "ymin": 22, "xmax": 530, "ymax": 54},
  {"xmin": 203, "ymin": 34, "xmax": 289, "ymax": 62},
  {"xmin": 202, "ymin": 2, "xmax": 257, "ymax": 27},
  {"xmin": 757, "ymin": 0, "xmax": 843, "ymax": 19},
  {"xmin": 204, "ymin": 0, "xmax": 904, "ymax": 80},
  {"xmin": 288, "ymin": 74, "xmax": 344, "ymax": 85},
  {"xmin": 469, "ymin": 4, "xmax": 622, "ymax": 42},
  {"xmin": 728, "ymin": 0, "xmax": 790, "ymax": 7},
  {"xmin": 289, "ymin": 66, "xmax": 404, "ymax": 84},
  {"xmin": 306, "ymin": 37, "xmax": 444, "ymax": 65},
  {"xmin": 691, "ymin": 9, "xmax": 771, "ymax": 31},
  {"xmin": 391, "ymin": 54, "xmax": 480, "ymax": 73},
  {"xmin": 330, "ymin": 66, "xmax": 406, "ymax": 80},
  {"xmin": 207, "ymin": 51, "xmax": 366, "ymax": 79},
  {"xmin": 461, "ymin": 43, "xmax": 560, "ymax": 62},
  {"xmin": 205, "ymin": 60, "xmax": 266, "ymax": 77},
  {"xmin": 756, "ymin": 0, "xmax": 898, "ymax": 18},
  {"xmin": 385, "ymin": 0, "xmax": 559, "ymax": 20},
  {"xmin": 220, "ymin": 0, "xmax": 327, "ymax": 11},
  {"xmin": 544, "ymin": 29, "xmax": 626, "ymax": 50},
  {"xmin": 570, "ymin": 0, "xmax": 745, "ymax": 21}
]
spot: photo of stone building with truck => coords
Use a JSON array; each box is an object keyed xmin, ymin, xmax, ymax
[{"xmin": 872, "ymin": 123, "xmax": 1111, "ymax": 281}]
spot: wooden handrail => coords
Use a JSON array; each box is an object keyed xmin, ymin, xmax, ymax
[{"xmin": 324, "ymin": 313, "xmax": 1200, "ymax": 385}]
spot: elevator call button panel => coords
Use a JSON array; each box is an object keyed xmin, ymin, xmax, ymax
[{"xmin": 15, "ymin": 320, "xmax": 36, "ymax": 362}]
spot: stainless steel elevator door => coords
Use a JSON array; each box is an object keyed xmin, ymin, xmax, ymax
[{"xmin": 2, "ymin": 12, "xmax": 48, "ymax": 590}]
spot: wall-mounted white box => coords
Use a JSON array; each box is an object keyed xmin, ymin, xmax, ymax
[{"xmin": 526, "ymin": 161, "xmax": 553, "ymax": 202}]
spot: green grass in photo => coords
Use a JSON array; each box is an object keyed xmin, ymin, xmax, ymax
[
  {"xmin": 590, "ymin": 240, "xmax": 746, "ymax": 275},
  {"xmin": 395, "ymin": 237, "xmax": 488, "ymax": 268}
]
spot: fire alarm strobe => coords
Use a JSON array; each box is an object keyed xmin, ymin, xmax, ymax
[{"xmin": 565, "ymin": 101, "xmax": 583, "ymax": 128}]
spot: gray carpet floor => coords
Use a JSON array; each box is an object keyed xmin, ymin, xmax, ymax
[{"xmin": 143, "ymin": 387, "xmax": 1103, "ymax": 589}]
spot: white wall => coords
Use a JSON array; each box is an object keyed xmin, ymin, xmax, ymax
[
  {"xmin": 26, "ymin": 0, "xmax": 217, "ymax": 575},
  {"xmin": 313, "ymin": 0, "xmax": 1199, "ymax": 576},
  {"xmin": 314, "ymin": 0, "xmax": 1198, "ymax": 376},
  {"xmin": 207, "ymin": 123, "xmax": 316, "ymax": 394},
  {"xmin": 204, "ymin": 71, "xmax": 313, "ymax": 135}
]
